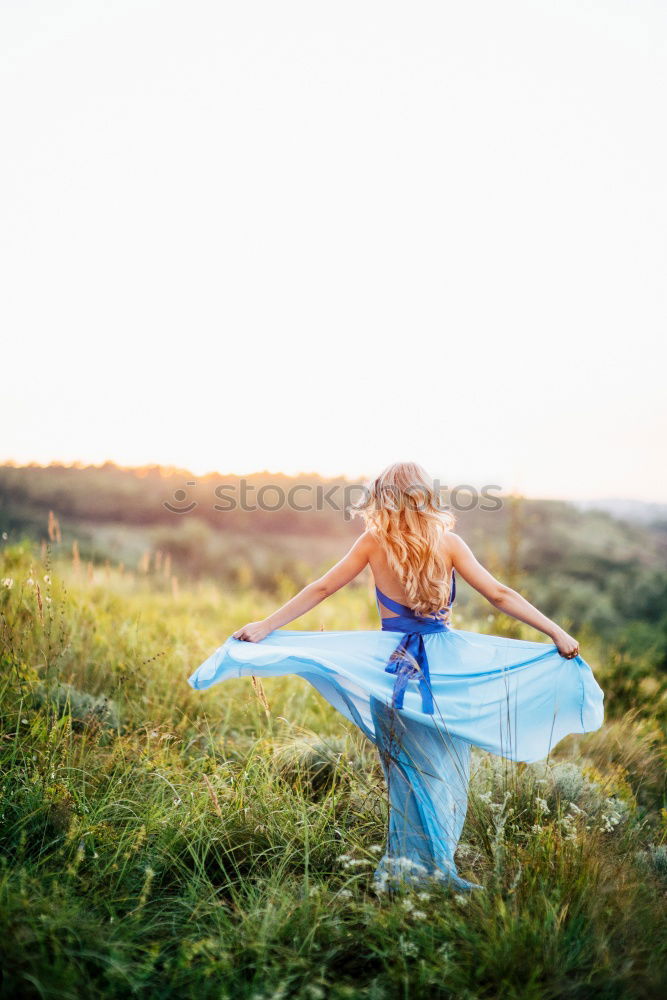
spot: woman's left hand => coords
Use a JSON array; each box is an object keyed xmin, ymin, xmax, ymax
[
  {"xmin": 552, "ymin": 627, "xmax": 580, "ymax": 659},
  {"xmin": 232, "ymin": 620, "xmax": 272, "ymax": 642}
]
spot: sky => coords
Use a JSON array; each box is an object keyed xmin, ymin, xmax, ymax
[{"xmin": 2, "ymin": 0, "xmax": 666, "ymax": 501}]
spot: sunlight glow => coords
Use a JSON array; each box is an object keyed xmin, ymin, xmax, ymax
[{"xmin": 2, "ymin": 1, "xmax": 666, "ymax": 500}]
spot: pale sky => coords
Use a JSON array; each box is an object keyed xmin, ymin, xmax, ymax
[{"xmin": 2, "ymin": 0, "xmax": 666, "ymax": 500}]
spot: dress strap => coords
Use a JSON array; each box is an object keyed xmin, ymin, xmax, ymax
[
  {"xmin": 376, "ymin": 571, "xmax": 456, "ymax": 618},
  {"xmin": 375, "ymin": 586, "xmax": 414, "ymax": 617}
]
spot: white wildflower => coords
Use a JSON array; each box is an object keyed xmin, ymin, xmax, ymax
[
  {"xmin": 399, "ymin": 936, "xmax": 419, "ymax": 956},
  {"xmin": 599, "ymin": 797, "xmax": 626, "ymax": 833},
  {"xmin": 600, "ymin": 811, "xmax": 621, "ymax": 833},
  {"xmin": 338, "ymin": 889, "xmax": 353, "ymax": 899},
  {"xmin": 2, "ymin": 577, "xmax": 13, "ymax": 589},
  {"xmin": 560, "ymin": 814, "xmax": 577, "ymax": 841},
  {"xmin": 341, "ymin": 857, "xmax": 369, "ymax": 869},
  {"xmin": 43, "ymin": 574, "xmax": 51, "ymax": 584},
  {"xmin": 412, "ymin": 909, "xmax": 427, "ymax": 919},
  {"xmin": 417, "ymin": 891, "xmax": 430, "ymax": 901},
  {"xmin": 550, "ymin": 762, "xmax": 587, "ymax": 802},
  {"xmin": 384, "ymin": 856, "xmax": 428, "ymax": 875},
  {"xmin": 536, "ymin": 797, "xmax": 550, "ymax": 814},
  {"xmin": 453, "ymin": 894, "xmax": 469, "ymax": 906}
]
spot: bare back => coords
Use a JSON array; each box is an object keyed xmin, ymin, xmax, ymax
[{"xmin": 366, "ymin": 533, "xmax": 454, "ymax": 618}]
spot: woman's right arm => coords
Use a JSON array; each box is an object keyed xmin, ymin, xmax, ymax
[
  {"xmin": 232, "ymin": 532, "xmax": 372, "ymax": 642},
  {"xmin": 446, "ymin": 533, "xmax": 580, "ymax": 658}
]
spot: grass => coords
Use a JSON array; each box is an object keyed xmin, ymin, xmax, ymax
[{"xmin": 1, "ymin": 539, "xmax": 666, "ymax": 999}]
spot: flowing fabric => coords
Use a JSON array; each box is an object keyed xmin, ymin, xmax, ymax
[{"xmin": 188, "ymin": 570, "xmax": 604, "ymax": 890}]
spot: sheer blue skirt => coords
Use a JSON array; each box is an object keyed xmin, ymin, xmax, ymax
[{"xmin": 188, "ymin": 627, "xmax": 604, "ymax": 890}]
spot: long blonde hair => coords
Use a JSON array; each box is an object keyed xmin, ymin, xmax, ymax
[{"xmin": 354, "ymin": 462, "xmax": 455, "ymax": 618}]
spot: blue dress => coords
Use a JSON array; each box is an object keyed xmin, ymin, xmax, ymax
[{"xmin": 188, "ymin": 570, "xmax": 604, "ymax": 891}]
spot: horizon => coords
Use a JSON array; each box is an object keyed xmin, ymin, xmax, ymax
[{"xmin": 1, "ymin": 457, "xmax": 664, "ymax": 507}]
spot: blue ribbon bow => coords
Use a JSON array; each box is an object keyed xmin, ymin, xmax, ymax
[{"xmin": 385, "ymin": 630, "xmax": 435, "ymax": 714}]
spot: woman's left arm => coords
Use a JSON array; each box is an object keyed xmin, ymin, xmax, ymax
[{"xmin": 232, "ymin": 532, "xmax": 372, "ymax": 642}]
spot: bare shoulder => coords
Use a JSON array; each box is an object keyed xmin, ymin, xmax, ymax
[
  {"xmin": 354, "ymin": 528, "xmax": 386, "ymax": 563},
  {"xmin": 443, "ymin": 531, "xmax": 474, "ymax": 561},
  {"xmin": 350, "ymin": 529, "xmax": 376, "ymax": 554},
  {"xmin": 443, "ymin": 530, "xmax": 466, "ymax": 553}
]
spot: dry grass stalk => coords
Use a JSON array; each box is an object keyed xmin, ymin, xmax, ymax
[{"xmin": 251, "ymin": 675, "xmax": 271, "ymax": 720}]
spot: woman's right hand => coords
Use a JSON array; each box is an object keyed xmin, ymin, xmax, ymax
[
  {"xmin": 551, "ymin": 627, "xmax": 580, "ymax": 659},
  {"xmin": 232, "ymin": 620, "xmax": 272, "ymax": 642}
]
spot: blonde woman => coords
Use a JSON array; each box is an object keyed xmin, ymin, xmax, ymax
[{"xmin": 189, "ymin": 462, "xmax": 604, "ymax": 891}]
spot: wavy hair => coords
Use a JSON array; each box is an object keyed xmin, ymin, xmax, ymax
[{"xmin": 354, "ymin": 462, "xmax": 456, "ymax": 618}]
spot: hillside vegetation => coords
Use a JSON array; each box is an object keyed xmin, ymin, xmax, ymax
[{"xmin": 1, "ymin": 465, "xmax": 666, "ymax": 997}]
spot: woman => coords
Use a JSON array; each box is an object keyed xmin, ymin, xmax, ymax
[{"xmin": 188, "ymin": 462, "xmax": 604, "ymax": 891}]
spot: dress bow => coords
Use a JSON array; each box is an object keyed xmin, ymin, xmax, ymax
[{"xmin": 385, "ymin": 631, "xmax": 434, "ymax": 714}]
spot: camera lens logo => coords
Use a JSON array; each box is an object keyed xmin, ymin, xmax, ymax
[{"xmin": 163, "ymin": 482, "xmax": 198, "ymax": 513}]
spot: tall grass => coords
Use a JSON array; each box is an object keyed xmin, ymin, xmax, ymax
[{"xmin": 1, "ymin": 540, "xmax": 666, "ymax": 999}]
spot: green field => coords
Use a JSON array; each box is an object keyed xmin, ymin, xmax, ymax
[{"xmin": 1, "ymin": 467, "xmax": 667, "ymax": 998}]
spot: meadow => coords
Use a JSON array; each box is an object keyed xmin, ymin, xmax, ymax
[{"xmin": 1, "ymin": 519, "xmax": 666, "ymax": 1000}]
